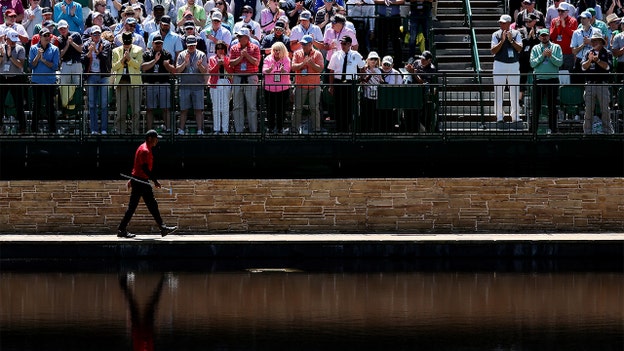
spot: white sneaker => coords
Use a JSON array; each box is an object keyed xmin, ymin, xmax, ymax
[
  {"xmin": 101, "ymin": 130, "xmax": 107, "ymax": 135},
  {"xmin": 196, "ymin": 129, "xmax": 204, "ymax": 135},
  {"xmin": 177, "ymin": 128, "xmax": 185, "ymax": 135},
  {"xmin": 91, "ymin": 131, "xmax": 98, "ymax": 135}
]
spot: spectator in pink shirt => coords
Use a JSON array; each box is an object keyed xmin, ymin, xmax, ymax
[{"xmin": 262, "ymin": 41, "xmax": 291, "ymax": 133}]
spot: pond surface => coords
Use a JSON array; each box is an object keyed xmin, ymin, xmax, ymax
[{"xmin": 1, "ymin": 259, "xmax": 622, "ymax": 350}]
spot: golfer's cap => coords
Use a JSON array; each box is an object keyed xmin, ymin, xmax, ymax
[
  {"xmin": 43, "ymin": 19, "xmax": 55, "ymax": 28},
  {"xmin": 382, "ymin": 55, "xmax": 393, "ymax": 65},
  {"xmin": 146, "ymin": 129, "xmax": 162, "ymax": 139},
  {"xmin": 57, "ymin": 19, "xmax": 69, "ymax": 28},
  {"xmin": 587, "ymin": 7, "xmax": 596, "ymax": 16},
  {"xmin": 184, "ymin": 21, "xmax": 195, "ymax": 29},
  {"xmin": 152, "ymin": 34, "xmax": 164, "ymax": 43},
  {"xmin": 557, "ymin": 3, "xmax": 568, "ymax": 10},
  {"xmin": 126, "ymin": 17, "xmax": 138, "ymax": 24},
  {"xmin": 93, "ymin": 11, "xmax": 103, "ymax": 18},
  {"xmin": 42, "ymin": 7, "xmax": 53, "ymax": 14},
  {"xmin": 91, "ymin": 25, "xmax": 102, "ymax": 34}
]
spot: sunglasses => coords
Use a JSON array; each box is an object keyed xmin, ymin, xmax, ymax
[
  {"xmin": 92, "ymin": 32, "xmax": 101, "ymax": 36},
  {"xmin": 216, "ymin": 1, "xmax": 224, "ymax": 4},
  {"xmin": 383, "ymin": 63, "xmax": 391, "ymax": 67},
  {"xmin": 42, "ymin": 33, "xmax": 51, "ymax": 37},
  {"xmin": 7, "ymin": 14, "xmax": 17, "ymax": 17}
]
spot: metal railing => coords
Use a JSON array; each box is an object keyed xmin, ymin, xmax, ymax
[{"xmin": 1, "ymin": 72, "xmax": 622, "ymax": 142}]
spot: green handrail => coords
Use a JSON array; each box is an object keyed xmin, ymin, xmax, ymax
[{"xmin": 463, "ymin": 0, "xmax": 486, "ymax": 123}]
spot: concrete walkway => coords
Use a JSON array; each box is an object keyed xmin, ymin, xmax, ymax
[{"xmin": 1, "ymin": 233, "xmax": 623, "ymax": 259}]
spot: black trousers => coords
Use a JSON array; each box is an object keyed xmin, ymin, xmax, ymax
[
  {"xmin": 118, "ymin": 180, "xmax": 163, "ymax": 231},
  {"xmin": 333, "ymin": 82, "xmax": 356, "ymax": 133},
  {"xmin": 31, "ymin": 84, "xmax": 56, "ymax": 132},
  {"xmin": 0, "ymin": 75, "xmax": 26, "ymax": 132},
  {"xmin": 533, "ymin": 78, "xmax": 559, "ymax": 133},
  {"xmin": 265, "ymin": 89, "xmax": 290, "ymax": 131},
  {"xmin": 375, "ymin": 15, "xmax": 403, "ymax": 66}
]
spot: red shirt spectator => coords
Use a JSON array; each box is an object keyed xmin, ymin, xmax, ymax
[{"xmin": 549, "ymin": 5, "xmax": 578, "ymax": 55}]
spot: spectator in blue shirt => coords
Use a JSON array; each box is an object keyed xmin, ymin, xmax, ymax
[
  {"xmin": 53, "ymin": 0, "xmax": 83, "ymax": 32},
  {"xmin": 29, "ymin": 28, "xmax": 60, "ymax": 133}
]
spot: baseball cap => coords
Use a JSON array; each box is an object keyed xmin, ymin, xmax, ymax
[
  {"xmin": 367, "ymin": 51, "xmax": 379, "ymax": 60},
  {"xmin": 4, "ymin": 9, "xmax": 16, "ymax": 16},
  {"xmin": 300, "ymin": 10, "xmax": 312, "ymax": 20},
  {"xmin": 6, "ymin": 29, "xmax": 19, "ymax": 42},
  {"xmin": 420, "ymin": 50, "xmax": 433, "ymax": 60},
  {"xmin": 339, "ymin": 35, "xmax": 352, "ymax": 43},
  {"xmin": 126, "ymin": 17, "xmax": 138, "ymax": 25},
  {"xmin": 153, "ymin": 4, "xmax": 165, "ymax": 10},
  {"xmin": 236, "ymin": 27, "xmax": 250, "ymax": 37},
  {"xmin": 160, "ymin": 15, "xmax": 171, "ymax": 24},
  {"xmin": 382, "ymin": 55, "xmax": 393, "ymax": 65},
  {"xmin": 57, "ymin": 19, "xmax": 69, "ymax": 28},
  {"xmin": 498, "ymin": 14, "xmax": 512, "ymax": 23},
  {"xmin": 211, "ymin": 11, "xmax": 222, "ymax": 21},
  {"xmin": 43, "ymin": 19, "xmax": 56, "ymax": 28},
  {"xmin": 39, "ymin": 27, "xmax": 51, "ymax": 36},
  {"xmin": 42, "ymin": 7, "xmax": 53, "ymax": 14},
  {"xmin": 93, "ymin": 11, "xmax": 103, "ymax": 18},
  {"xmin": 91, "ymin": 25, "xmax": 102, "ymax": 34},
  {"xmin": 186, "ymin": 35, "xmax": 197, "ymax": 45},
  {"xmin": 579, "ymin": 11, "xmax": 591, "ymax": 19},
  {"xmin": 275, "ymin": 20, "xmax": 285, "ymax": 29},
  {"xmin": 587, "ymin": 7, "xmax": 596, "ymax": 16},
  {"xmin": 242, "ymin": 5, "xmax": 253, "ymax": 12},
  {"xmin": 299, "ymin": 34, "xmax": 313, "ymax": 45},
  {"xmin": 152, "ymin": 34, "xmax": 164, "ymax": 43},
  {"xmin": 145, "ymin": 129, "xmax": 162, "ymax": 139},
  {"xmin": 538, "ymin": 28, "xmax": 549, "ymax": 36},
  {"xmin": 184, "ymin": 21, "xmax": 195, "ymax": 29},
  {"xmin": 557, "ymin": 3, "xmax": 568, "ymax": 10}
]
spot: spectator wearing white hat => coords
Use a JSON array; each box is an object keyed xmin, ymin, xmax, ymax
[
  {"xmin": 82, "ymin": 25, "xmax": 113, "ymax": 134},
  {"xmin": 260, "ymin": 0, "xmax": 286, "ymax": 36},
  {"xmin": 378, "ymin": 55, "xmax": 402, "ymax": 132},
  {"xmin": 549, "ymin": 2, "xmax": 577, "ymax": 71},
  {"xmin": 545, "ymin": 1, "xmax": 576, "ymax": 29},
  {"xmin": 57, "ymin": 19, "xmax": 83, "ymax": 112},
  {"xmin": 491, "ymin": 14, "xmax": 523, "ymax": 123},
  {"xmin": 359, "ymin": 51, "xmax": 383, "ymax": 132},
  {"xmin": 229, "ymin": 27, "xmax": 261, "ymax": 132},
  {"xmin": 289, "ymin": 10, "xmax": 323, "ymax": 52},
  {"xmin": 202, "ymin": 11, "xmax": 232, "ymax": 59},
  {"xmin": 0, "ymin": 29, "xmax": 26, "ymax": 133},
  {"xmin": 175, "ymin": 34, "xmax": 208, "ymax": 134}
]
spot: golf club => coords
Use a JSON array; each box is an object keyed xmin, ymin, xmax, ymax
[{"xmin": 120, "ymin": 173, "xmax": 173, "ymax": 195}]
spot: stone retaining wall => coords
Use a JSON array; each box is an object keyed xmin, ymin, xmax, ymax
[{"xmin": 1, "ymin": 178, "xmax": 623, "ymax": 234}]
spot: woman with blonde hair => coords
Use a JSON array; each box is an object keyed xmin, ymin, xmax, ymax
[{"xmin": 262, "ymin": 41, "xmax": 291, "ymax": 133}]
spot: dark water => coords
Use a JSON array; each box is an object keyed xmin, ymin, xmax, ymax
[{"xmin": 1, "ymin": 259, "xmax": 623, "ymax": 351}]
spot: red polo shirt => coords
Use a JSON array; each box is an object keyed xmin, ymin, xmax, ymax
[{"xmin": 131, "ymin": 142, "xmax": 153, "ymax": 180}]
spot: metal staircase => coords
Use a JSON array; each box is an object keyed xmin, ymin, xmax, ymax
[{"xmin": 433, "ymin": 0, "xmax": 529, "ymax": 130}]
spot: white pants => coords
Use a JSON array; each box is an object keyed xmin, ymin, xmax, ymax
[
  {"xmin": 210, "ymin": 78, "xmax": 232, "ymax": 133},
  {"xmin": 493, "ymin": 60, "xmax": 520, "ymax": 121}
]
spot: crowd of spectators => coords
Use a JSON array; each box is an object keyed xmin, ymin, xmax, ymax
[
  {"xmin": 0, "ymin": 0, "xmax": 438, "ymax": 135},
  {"xmin": 495, "ymin": 0, "xmax": 624, "ymax": 134}
]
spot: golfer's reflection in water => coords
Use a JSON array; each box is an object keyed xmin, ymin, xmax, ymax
[{"xmin": 119, "ymin": 273, "xmax": 168, "ymax": 351}]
